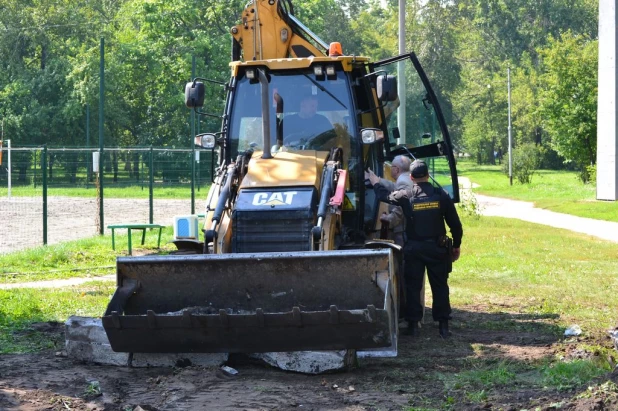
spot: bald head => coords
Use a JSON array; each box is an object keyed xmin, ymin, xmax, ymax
[
  {"xmin": 393, "ymin": 155, "xmax": 411, "ymax": 171},
  {"xmin": 390, "ymin": 155, "xmax": 411, "ymax": 179}
]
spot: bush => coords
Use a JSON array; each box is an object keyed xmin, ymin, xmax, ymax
[
  {"xmin": 457, "ymin": 189, "xmax": 483, "ymax": 219},
  {"xmin": 502, "ymin": 143, "xmax": 542, "ymax": 184},
  {"xmin": 584, "ymin": 163, "xmax": 596, "ymax": 185}
]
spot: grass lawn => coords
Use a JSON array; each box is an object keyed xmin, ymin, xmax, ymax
[
  {"xmin": 457, "ymin": 160, "xmax": 618, "ymax": 222},
  {"xmin": 452, "ymin": 215, "xmax": 618, "ymax": 333},
  {"xmin": 0, "ymin": 227, "xmax": 177, "ymax": 283}
]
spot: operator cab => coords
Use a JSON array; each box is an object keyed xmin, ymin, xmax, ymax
[{"xmin": 228, "ymin": 66, "xmax": 353, "ymax": 156}]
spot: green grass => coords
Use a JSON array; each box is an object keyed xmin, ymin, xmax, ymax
[
  {"xmin": 0, "ymin": 283, "xmax": 115, "ymax": 353},
  {"xmin": 451, "ymin": 215, "xmax": 618, "ymax": 332},
  {"xmin": 0, "ymin": 184, "xmax": 211, "ymax": 199},
  {"xmin": 540, "ymin": 359, "xmax": 611, "ymax": 391},
  {"xmin": 0, "ymin": 227, "xmax": 176, "ymax": 283},
  {"xmin": 457, "ymin": 160, "xmax": 618, "ymax": 222}
]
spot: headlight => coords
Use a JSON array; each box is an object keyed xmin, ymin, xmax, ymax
[
  {"xmin": 361, "ymin": 128, "xmax": 384, "ymax": 144},
  {"xmin": 195, "ymin": 133, "xmax": 216, "ymax": 149}
]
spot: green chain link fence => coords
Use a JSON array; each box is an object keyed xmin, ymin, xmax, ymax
[{"xmin": 0, "ymin": 146, "xmax": 214, "ymax": 254}]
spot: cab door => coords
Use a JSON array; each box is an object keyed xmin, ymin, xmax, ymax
[{"xmin": 371, "ymin": 53, "xmax": 460, "ymax": 202}]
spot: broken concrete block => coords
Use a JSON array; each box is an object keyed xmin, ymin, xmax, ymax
[
  {"xmin": 250, "ymin": 350, "xmax": 356, "ymax": 374},
  {"xmin": 66, "ymin": 339, "xmax": 129, "ymax": 366},
  {"xmin": 65, "ymin": 316, "xmax": 228, "ymax": 367},
  {"xmin": 65, "ymin": 316, "xmax": 129, "ymax": 366},
  {"xmin": 66, "ymin": 316, "xmax": 112, "ymax": 344},
  {"xmin": 131, "ymin": 352, "xmax": 228, "ymax": 368}
]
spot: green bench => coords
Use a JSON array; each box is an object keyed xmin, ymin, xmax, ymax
[{"xmin": 108, "ymin": 223, "xmax": 164, "ymax": 255}]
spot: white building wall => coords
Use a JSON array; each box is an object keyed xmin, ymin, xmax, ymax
[{"xmin": 597, "ymin": 0, "xmax": 618, "ymax": 200}]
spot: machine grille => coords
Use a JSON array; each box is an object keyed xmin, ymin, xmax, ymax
[
  {"xmin": 232, "ymin": 210, "xmax": 313, "ymax": 252},
  {"xmin": 232, "ymin": 187, "xmax": 317, "ymax": 253}
]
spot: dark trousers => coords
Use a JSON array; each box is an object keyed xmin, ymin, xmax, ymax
[
  {"xmin": 393, "ymin": 232, "xmax": 406, "ymax": 316},
  {"xmin": 403, "ymin": 241, "xmax": 452, "ymax": 322}
]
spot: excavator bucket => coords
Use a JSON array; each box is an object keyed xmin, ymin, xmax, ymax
[{"xmin": 102, "ymin": 248, "xmax": 398, "ymax": 353}]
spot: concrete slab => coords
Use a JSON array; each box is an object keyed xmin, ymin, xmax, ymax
[
  {"xmin": 131, "ymin": 352, "xmax": 228, "ymax": 368},
  {"xmin": 66, "ymin": 339, "xmax": 129, "ymax": 366},
  {"xmin": 65, "ymin": 316, "xmax": 228, "ymax": 367},
  {"xmin": 250, "ymin": 350, "xmax": 356, "ymax": 374}
]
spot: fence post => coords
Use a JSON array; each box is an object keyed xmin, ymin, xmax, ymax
[
  {"xmin": 42, "ymin": 146, "xmax": 48, "ymax": 245},
  {"xmin": 197, "ymin": 150, "xmax": 201, "ymax": 192},
  {"xmin": 149, "ymin": 146, "xmax": 154, "ymax": 224},
  {"xmin": 33, "ymin": 149, "xmax": 37, "ymax": 189},
  {"xmin": 190, "ymin": 55, "xmax": 196, "ymax": 214},
  {"xmin": 98, "ymin": 37, "xmax": 105, "ymax": 235},
  {"xmin": 86, "ymin": 103, "xmax": 90, "ymax": 189},
  {"xmin": 7, "ymin": 139, "xmax": 11, "ymax": 199}
]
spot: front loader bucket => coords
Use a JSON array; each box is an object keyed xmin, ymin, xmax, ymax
[{"xmin": 102, "ymin": 249, "xmax": 397, "ymax": 353}]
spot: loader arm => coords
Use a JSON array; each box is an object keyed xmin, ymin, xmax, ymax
[{"xmin": 231, "ymin": 0, "xmax": 327, "ymax": 61}]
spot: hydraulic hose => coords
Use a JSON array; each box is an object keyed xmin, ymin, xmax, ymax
[
  {"xmin": 206, "ymin": 164, "xmax": 236, "ymax": 245},
  {"xmin": 312, "ymin": 164, "xmax": 336, "ymax": 245}
]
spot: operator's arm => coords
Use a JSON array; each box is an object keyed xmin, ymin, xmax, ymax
[{"xmin": 382, "ymin": 178, "xmax": 413, "ymax": 229}]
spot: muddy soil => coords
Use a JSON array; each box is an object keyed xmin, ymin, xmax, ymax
[{"xmin": 2, "ymin": 305, "xmax": 617, "ymax": 411}]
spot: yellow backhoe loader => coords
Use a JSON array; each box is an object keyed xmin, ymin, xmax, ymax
[{"xmin": 102, "ymin": 0, "xmax": 460, "ymax": 356}]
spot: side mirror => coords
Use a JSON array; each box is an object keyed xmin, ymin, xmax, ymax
[
  {"xmin": 377, "ymin": 75, "xmax": 398, "ymax": 102},
  {"xmin": 195, "ymin": 133, "xmax": 216, "ymax": 149},
  {"xmin": 185, "ymin": 82, "xmax": 205, "ymax": 108},
  {"xmin": 361, "ymin": 128, "xmax": 385, "ymax": 145}
]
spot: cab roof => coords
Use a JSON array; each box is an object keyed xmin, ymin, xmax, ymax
[{"xmin": 230, "ymin": 55, "xmax": 370, "ymax": 75}]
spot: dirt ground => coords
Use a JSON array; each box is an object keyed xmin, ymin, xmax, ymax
[{"xmin": 1, "ymin": 305, "xmax": 617, "ymax": 411}]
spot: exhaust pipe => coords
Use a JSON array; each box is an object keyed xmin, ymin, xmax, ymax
[{"xmin": 258, "ymin": 69, "xmax": 272, "ymax": 159}]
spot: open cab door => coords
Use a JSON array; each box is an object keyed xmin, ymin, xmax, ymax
[{"xmin": 371, "ymin": 53, "xmax": 459, "ymax": 202}]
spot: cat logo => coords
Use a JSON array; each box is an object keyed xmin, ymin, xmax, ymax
[{"xmin": 252, "ymin": 191, "xmax": 298, "ymax": 206}]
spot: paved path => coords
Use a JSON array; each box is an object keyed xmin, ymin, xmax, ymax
[
  {"xmin": 0, "ymin": 274, "xmax": 115, "ymax": 290},
  {"xmin": 476, "ymin": 194, "xmax": 618, "ymax": 243},
  {"xmin": 458, "ymin": 177, "xmax": 618, "ymax": 243}
]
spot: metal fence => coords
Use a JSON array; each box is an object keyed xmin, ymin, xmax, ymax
[{"xmin": 0, "ymin": 146, "xmax": 214, "ymax": 254}]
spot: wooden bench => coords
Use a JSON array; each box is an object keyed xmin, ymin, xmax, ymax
[{"xmin": 108, "ymin": 223, "xmax": 164, "ymax": 255}]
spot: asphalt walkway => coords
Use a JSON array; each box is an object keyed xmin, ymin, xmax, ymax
[{"xmin": 459, "ymin": 177, "xmax": 618, "ymax": 243}]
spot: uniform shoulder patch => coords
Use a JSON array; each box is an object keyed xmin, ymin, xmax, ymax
[{"xmin": 413, "ymin": 201, "xmax": 440, "ymax": 211}]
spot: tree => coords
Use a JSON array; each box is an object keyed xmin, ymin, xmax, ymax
[{"xmin": 538, "ymin": 32, "xmax": 597, "ymax": 182}]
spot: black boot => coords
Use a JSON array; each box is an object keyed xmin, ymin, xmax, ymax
[
  {"xmin": 402, "ymin": 320, "xmax": 420, "ymax": 337},
  {"xmin": 439, "ymin": 320, "xmax": 451, "ymax": 339}
]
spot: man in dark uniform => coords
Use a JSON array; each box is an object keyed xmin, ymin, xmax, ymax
[{"xmin": 374, "ymin": 159, "xmax": 463, "ymax": 338}]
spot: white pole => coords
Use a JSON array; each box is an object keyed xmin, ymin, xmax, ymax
[
  {"xmin": 597, "ymin": 0, "xmax": 618, "ymax": 200},
  {"xmin": 507, "ymin": 68, "xmax": 513, "ymax": 186},
  {"xmin": 397, "ymin": 0, "xmax": 406, "ymax": 145},
  {"xmin": 7, "ymin": 139, "xmax": 11, "ymax": 198}
]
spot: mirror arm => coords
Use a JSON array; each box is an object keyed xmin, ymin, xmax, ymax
[
  {"xmin": 192, "ymin": 77, "xmax": 228, "ymax": 87},
  {"xmin": 194, "ymin": 109, "xmax": 227, "ymax": 120},
  {"xmin": 362, "ymin": 70, "xmax": 387, "ymax": 79},
  {"xmin": 359, "ymin": 102, "xmax": 389, "ymax": 115}
]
